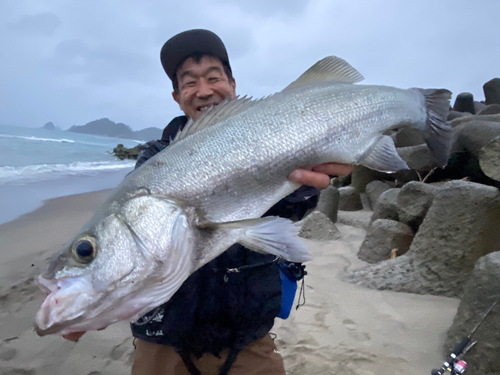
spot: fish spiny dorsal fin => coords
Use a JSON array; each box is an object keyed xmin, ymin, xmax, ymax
[
  {"xmin": 172, "ymin": 95, "xmax": 262, "ymax": 143},
  {"xmin": 284, "ymin": 56, "xmax": 364, "ymax": 91}
]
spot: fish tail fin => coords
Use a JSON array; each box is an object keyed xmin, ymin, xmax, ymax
[{"xmin": 416, "ymin": 88, "xmax": 454, "ymax": 168}]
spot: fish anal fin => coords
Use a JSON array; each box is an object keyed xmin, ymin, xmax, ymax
[
  {"xmin": 359, "ymin": 135, "xmax": 409, "ymax": 172},
  {"xmin": 284, "ymin": 56, "xmax": 364, "ymax": 91}
]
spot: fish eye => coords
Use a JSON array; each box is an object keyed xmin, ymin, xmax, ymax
[{"xmin": 71, "ymin": 235, "xmax": 97, "ymax": 263}]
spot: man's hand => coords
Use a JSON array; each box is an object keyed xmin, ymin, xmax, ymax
[
  {"xmin": 288, "ymin": 163, "xmax": 353, "ymax": 190},
  {"xmin": 63, "ymin": 331, "xmax": 86, "ymax": 342}
]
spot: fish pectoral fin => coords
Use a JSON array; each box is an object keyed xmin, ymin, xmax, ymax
[
  {"xmin": 359, "ymin": 135, "xmax": 409, "ymax": 172},
  {"xmin": 201, "ymin": 217, "xmax": 311, "ymax": 263},
  {"xmin": 284, "ymin": 56, "xmax": 364, "ymax": 91}
]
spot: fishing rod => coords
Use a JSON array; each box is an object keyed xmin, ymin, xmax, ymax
[{"xmin": 431, "ymin": 300, "xmax": 498, "ymax": 375}]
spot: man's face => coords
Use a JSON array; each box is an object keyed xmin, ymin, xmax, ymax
[{"xmin": 172, "ymin": 55, "xmax": 236, "ymax": 120}]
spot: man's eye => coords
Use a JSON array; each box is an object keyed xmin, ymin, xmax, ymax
[
  {"xmin": 207, "ymin": 76, "xmax": 221, "ymax": 83},
  {"xmin": 183, "ymin": 81, "xmax": 196, "ymax": 88}
]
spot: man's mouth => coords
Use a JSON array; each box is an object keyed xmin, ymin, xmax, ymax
[{"xmin": 197, "ymin": 102, "xmax": 219, "ymax": 112}]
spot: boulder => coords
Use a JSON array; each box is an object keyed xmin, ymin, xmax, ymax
[
  {"xmin": 455, "ymin": 121, "xmax": 500, "ymax": 156},
  {"xmin": 298, "ymin": 211, "xmax": 340, "ymax": 241},
  {"xmin": 371, "ymin": 188, "xmax": 400, "ymax": 222},
  {"xmin": 451, "ymin": 113, "xmax": 500, "ymax": 128},
  {"xmin": 357, "ymin": 219, "xmax": 414, "ymax": 263},
  {"xmin": 350, "ymin": 165, "xmax": 388, "ymax": 193},
  {"xmin": 444, "ymin": 251, "xmax": 500, "ymax": 375},
  {"xmin": 447, "ymin": 110, "xmax": 473, "ymax": 122},
  {"xmin": 483, "ymin": 78, "xmax": 500, "ymax": 105},
  {"xmin": 348, "ymin": 181, "xmax": 500, "ymax": 297},
  {"xmin": 477, "ymin": 104, "xmax": 500, "ymax": 116},
  {"xmin": 316, "ymin": 186, "xmax": 339, "ymax": 222},
  {"xmin": 396, "ymin": 181, "xmax": 439, "ymax": 232},
  {"xmin": 391, "ymin": 127, "xmax": 425, "ymax": 147},
  {"xmin": 338, "ymin": 186, "xmax": 363, "ymax": 211},
  {"xmin": 474, "ymin": 101, "xmax": 487, "ymax": 114},
  {"xmin": 479, "ymin": 135, "xmax": 500, "ymax": 181},
  {"xmin": 397, "ymin": 144, "xmax": 438, "ymax": 174},
  {"xmin": 453, "ymin": 92, "xmax": 475, "ymax": 114},
  {"xmin": 365, "ymin": 180, "xmax": 392, "ymax": 210},
  {"xmin": 112, "ymin": 144, "xmax": 143, "ymax": 160},
  {"xmin": 453, "ymin": 121, "xmax": 500, "ymax": 182}
]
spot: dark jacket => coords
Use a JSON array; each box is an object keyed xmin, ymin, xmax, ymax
[{"xmin": 130, "ymin": 116, "xmax": 319, "ymax": 358}]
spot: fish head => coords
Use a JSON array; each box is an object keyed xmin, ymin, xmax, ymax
[{"xmin": 35, "ymin": 195, "xmax": 195, "ymax": 336}]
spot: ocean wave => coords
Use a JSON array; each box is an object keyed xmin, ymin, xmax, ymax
[
  {"xmin": 0, "ymin": 161, "xmax": 135, "ymax": 185},
  {"xmin": 0, "ymin": 133, "xmax": 76, "ymax": 143}
]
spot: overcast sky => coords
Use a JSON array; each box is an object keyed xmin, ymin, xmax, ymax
[{"xmin": 1, "ymin": 0, "xmax": 499, "ymax": 131}]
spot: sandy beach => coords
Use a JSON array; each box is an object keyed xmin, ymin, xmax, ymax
[{"xmin": 0, "ymin": 190, "xmax": 460, "ymax": 375}]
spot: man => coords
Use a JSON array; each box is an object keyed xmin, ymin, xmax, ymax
[{"xmin": 65, "ymin": 29, "xmax": 352, "ymax": 375}]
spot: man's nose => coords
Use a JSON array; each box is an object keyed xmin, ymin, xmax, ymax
[{"xmin": 196, "ymin": 78, "xmax": 214, "ymax": 97}]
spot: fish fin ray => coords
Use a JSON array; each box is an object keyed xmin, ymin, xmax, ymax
[
  {"xmin": 200, "ymin": 217, "xmax": 311, "ymax": 262},
  {"xmin": 359, "ymin": 135, "xmax": 409, "ymax": 172},
  {"xmin": 172, "ymin": 96, "xmax": 262, "ymax": 143},
  {"xmin": 284, "ymin": 56, "xmax": 364, "ymax": 91},
  {"xmin": 414, "ymin": 88, "xmax": 454, "ymax": 168}
]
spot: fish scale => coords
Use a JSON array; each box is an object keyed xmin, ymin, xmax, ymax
[{"xmin": 35, "ymin": 56, "xmax": 453, "ymax": 336}]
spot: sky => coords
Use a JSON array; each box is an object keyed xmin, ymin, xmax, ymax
[{"xmin": 1, "ymin": 0, "xmax": 499, "ymax": 131}]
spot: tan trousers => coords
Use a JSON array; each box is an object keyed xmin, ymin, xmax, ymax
[{"xmin": 131, "ymin": 334, "xmax": 286, "ymax": 375}]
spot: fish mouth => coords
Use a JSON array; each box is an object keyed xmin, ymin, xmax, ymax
[
  {"xmin": 35, "ymin": 274, "xmax": 95, "ymax": 336},
  {"xmin": 35, "ymin": 317, "xmax": 85, "ymax": 336}
]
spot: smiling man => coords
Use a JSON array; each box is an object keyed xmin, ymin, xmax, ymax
[{"xmin": 66, "ymin": 29, "xmax": 352, "ymax": 375}]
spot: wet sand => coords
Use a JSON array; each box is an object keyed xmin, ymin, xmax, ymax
[{"xmin": 0, "ymin": 190, "xmax": 459, "ymax": 374}]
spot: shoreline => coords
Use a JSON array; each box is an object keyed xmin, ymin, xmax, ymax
[{"xmin": 0, "ymin": 167, "xmax": 132, "ymax": 225}]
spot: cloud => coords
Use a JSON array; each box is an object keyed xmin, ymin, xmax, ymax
[
  {"xmin": 0, "ymin": 0, "xmax": 499, "ymax": 131},
  {"xmin": 9, "ymin": 12, "xmax": 61, "ymax": 36}
]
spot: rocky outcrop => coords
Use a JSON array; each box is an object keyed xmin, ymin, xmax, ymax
[
  {"xmin": 347, "ymin": 181, "xmax": 500, "ymax": 297},
  {"xmin": 298, "ymin": 211, "xmax": 340, "ymax": 241},
  {"xmin": 68, "ymin": 118, "xmax": 162, "ymax": 141},
  {"xmin": 112, "ymin": 144, "xmax": 143, "ymax": 160},
  {"xmin": 41, "ymin": 121, "xmax": 56, "ymax": 130},
  {"xmin": 484, "ymin": 78, "xmax": 500, "ymax": 105},
  {"xmin": 338, "ymin": 186, "xmax": 363, "ymax": 211},
  {"xmin": 444, "ymin": 252, "xmax": 500, "ymax": 375},
  {"xmin": 396, "ymin": 181, "xmax": 438, "ymax": 232},
  {"xmin": 453, "ymin": 92, "xmax": 476, "ymax": 114},
  {"xmin": 316, "ymin": 186, "xmax": 339, "ymax": 222},
  {"xmin": 365, "ymin": 180, "xmax": 392, "ymax": 210},
  {"xmin": 370, "ymin": 188, "xmax": 400, "ymax": 222},
  {"xmin": 357, "ymin": 219, "xmax": 414, "ymax": 263}
]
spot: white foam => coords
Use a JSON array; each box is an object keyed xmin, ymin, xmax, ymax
[
  {"xmin": 0, "ymin": 161, "xmax": 135, "ymax": 185},
  {"xmin": 0, "ymin": 134, "xmax": 76, "ymax": 143}
]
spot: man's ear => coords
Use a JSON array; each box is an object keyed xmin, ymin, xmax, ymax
[
  {"xmin": 230, "ymin": 78, "xmax": 236, "ymax": 97},
  {"xmin": 172, "ymin": 91, "xmax": 180, "ymax": 105}
]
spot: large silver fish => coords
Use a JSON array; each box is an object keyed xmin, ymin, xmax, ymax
[{"xmin": 35, "ymin": 56, "xmax": 453, "ymax": 335}]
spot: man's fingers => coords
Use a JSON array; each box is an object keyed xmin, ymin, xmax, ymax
[
  {"xmin": 288, "ymin": 169, "xmax": 331, "ymax": 190},
  {"xmin": 312, "ymin": 163, "xmax": 353, "ymax": 176},
  {"xmin": 63, "ymin": 331, "xmax": 85, "ymax": 342}
]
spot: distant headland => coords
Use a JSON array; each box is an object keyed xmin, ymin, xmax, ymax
[{"xmin": 41, "ymin": 118, "xmax": 163, "ymax": 141}]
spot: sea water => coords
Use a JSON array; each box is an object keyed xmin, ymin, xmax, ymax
[{"xmin": 0, "ymin": 124, "xmax": 145, "ymax": 224}]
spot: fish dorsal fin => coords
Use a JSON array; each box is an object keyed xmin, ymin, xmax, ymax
[
  {"xmin": 172, "ymin": 95, "xmax": 261, "ymax": 143},
  {"xmin": 284, "ymin": 56, "xmax": 364, "ymax": 91}
]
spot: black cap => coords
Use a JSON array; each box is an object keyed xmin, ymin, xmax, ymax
[{"xmin": 160, "ymin": 29, "xmax": 231, "ymax": 81}]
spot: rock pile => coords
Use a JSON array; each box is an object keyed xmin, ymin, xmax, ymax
[
  {"xmin": 301, "ymin": 78, "xmax": 500, "ymax": 372},
  {"xmin": 112, "ymin": 144, "xmax": 143, "ymax": 160}
]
